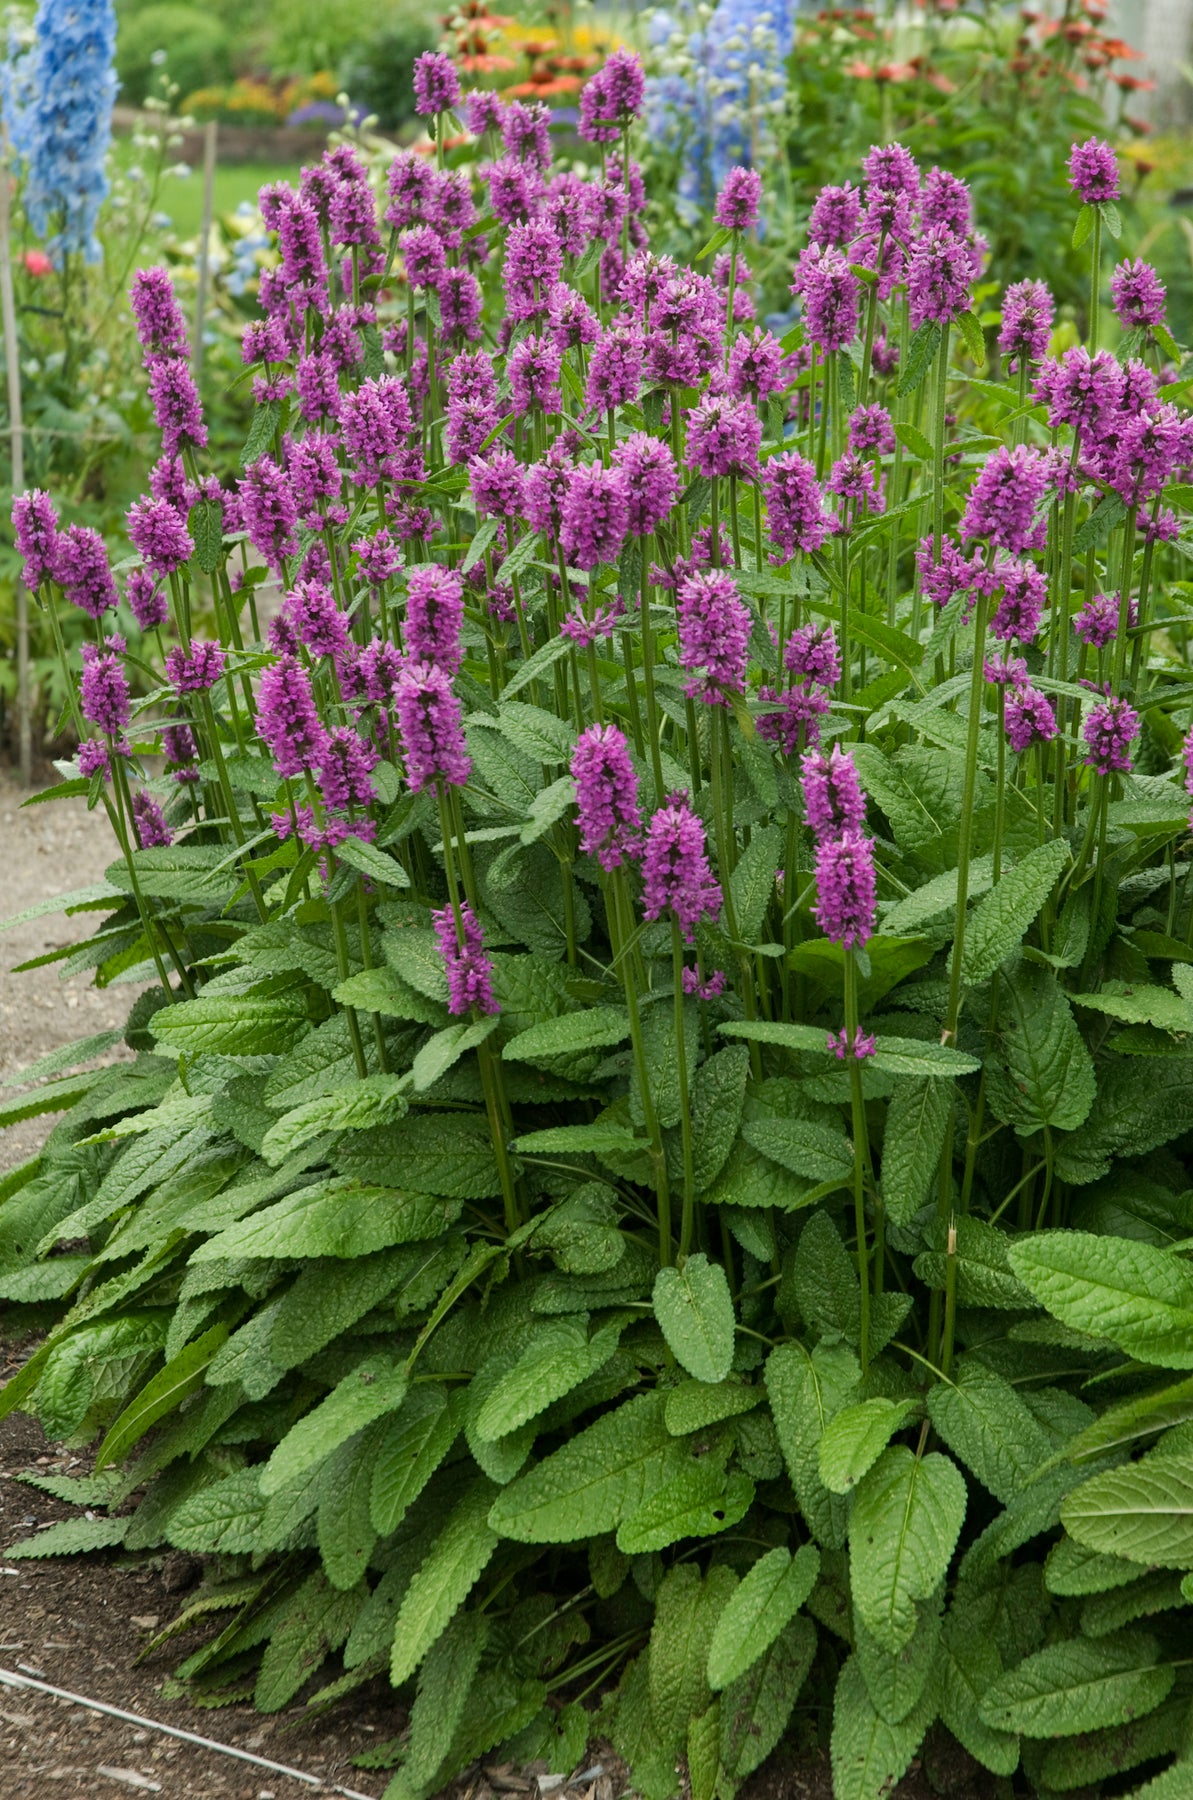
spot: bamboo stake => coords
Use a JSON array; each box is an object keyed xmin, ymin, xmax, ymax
[
  {"xmin": 191, "ymin": 119, "xmax": 218, "ymax": 379},
  {"xmin": 0, "ymin": 137, "xmax": 31, "ymax": 785}
]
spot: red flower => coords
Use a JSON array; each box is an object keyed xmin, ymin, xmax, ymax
[{"xmin": 23, "ymin": 249, "xmax": 52, "ymax": 277}]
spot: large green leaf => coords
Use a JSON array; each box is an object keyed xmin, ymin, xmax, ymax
[
  {"xmin": 616, "ymin": 1463, "xmax": 754, "ymax": 1555},
  {"xmin": 390, "ymin": 1478, "xmax": 500, "ymax": 1687},
  {"xmin": 818, "ymin": 1399, "xmax": 919, "ymax": 1495},
  {"xmin": 831, "ymin": 1653, "xmax": 936, "ymax": 1800},
  {"xmin": 473, "ymin": 1317, "xmax": 620, "ymax": 1440},
  {"xmin": 191, "ymin": 1181, "xmax": 457, "ymax": 1262},
  {"xmin": 1009, "ymin": 1232, "xmax": 1193, "ymax": 1368},
  {"xmin": 766, "ymin": 1340, "xmax": 858, "ymax": 1548},
  {"xmin": 741, "ymin": 1117, "xmax": 853, "ymax": 1183},
  {"xmin": 652, "ymin": 1254, "xmax": 735, "ymax": 1384},
  {"xmin": 706, "ymin": 1545, "xmax": 820, "ymax": 1690},
  {"xmin": 927, "ymin": 1364, "xmax": 1053, "ymax": 1504},
  {"xmin": 487, "ymin": 1392, "xmax": 691, "ymax": 1543},
  {"xmin": 260, "ymin": 1073, "xmax": 410, "ymax": 1165},
  {"xmin": 152, "ymin": 988, "xmax": 311, "ymax": 1056},
  {"xmin": 978, "ymin": 1632, "xmax": 1174, "ymax": 1738},
  {"xmin": 719, "ymin": 1615, "xmax": 817, "ymax": 1782},
  {"xmin": 690, "ymin": 1045, "xmax": 750, "ymax": 1193},
  {"xmin": 371, "ymin": 1387, "xmax": 463, "ymax": 1536},
  {"xmin": 260, "ymin": 1356, "xmax": 409, "ymax": 1496},
  {"xmin": 648, "ymin": 1564, "xmax": 737, "ymax": 1748},
  {"xmin": 1061, "ymin": 1453, "xmax": 1193, "ymax": 1569},
  {"xmin": 95, "ymin": 1323, "xmax": 227, "ymax": 1470},
  {"xmin": 881, "ymin": 1078, "xmax": 951, "ymax": 1228},
  {"xmin": 986, "ymin": 962, "xmax": 1096, "ymax": 1135},
  {"xmin": 959, "ymin": 837, "xmax": 1070, "ymax": 983},
  {"xmin": 849, "ymin": 1447, "xmax": 967, "ymax": 1651}
]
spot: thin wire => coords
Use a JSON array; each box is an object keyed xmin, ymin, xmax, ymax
[{"xmin": 0, "ymin": 1667, "xmax": 378, "ymax": 1800}]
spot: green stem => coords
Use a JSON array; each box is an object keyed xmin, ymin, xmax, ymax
[
  {"xmin": 844, "ymin": 952, "xmax": 871, "ymax": 1376},
  {"xmin": 942, "ymin": 590, "xmax": 990, "ymax": 1046},
  {"xmin": 612, "ymin": 869, "xmax": 673, "ymax": 1264},
  {"xmin": 1089, "ymin": 209, "xmax": 1102, "ymax": 354},
  {"xmin": 671, "ymin": 921, "xmax": 698, "ymax": 1261}
]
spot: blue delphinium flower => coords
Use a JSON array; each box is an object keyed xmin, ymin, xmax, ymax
[
  {"xmin": 643, "ymin": 0, "xmax": 795, "ymax": 223},
  {"xmin": 5, "ymin": 0, "xmax": 117, "ymax": 263}
]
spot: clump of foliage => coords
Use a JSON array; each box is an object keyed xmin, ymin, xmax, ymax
[{"xmin": 5, "ymin": 46, "xmax": 1193, "ymax": 1800}]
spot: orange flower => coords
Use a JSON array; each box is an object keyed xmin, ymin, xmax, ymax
[{"xmin": 844, "ymin": 58, "xmax": 875, "ymax": 77}]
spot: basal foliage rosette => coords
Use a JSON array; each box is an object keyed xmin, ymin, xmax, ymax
[{"xmin": 4, "ymin": 71, "xmax": 1193, "ymax": 1800}]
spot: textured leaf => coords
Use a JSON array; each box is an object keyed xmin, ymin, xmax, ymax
[
  {"xmin": 192, "ymin": 1181, "xmax": 457, "ymax": 1263},
  {"xmin": 870, "ymin": 1035, "xmax": 981, "ymax": 1078},
  {"xmin": 412, "ymin": 1018, "xmax": 499, "ymax": 1093},
  {"xmin": 370, "ymin": 1387, "xmax": 463, "ymax": 1536},
  {"xmin": 260, "ymin": 1074, "xmax": 410, "ymax": 1165},
  {"xmin": 256, "ymin": 1570, "xmax": 361, "ymax": 1712},
  {"xmin": 850, "ymin": 1447, "xmax": 967, "ymax": 1652},
  {"xmin": 260, "ymin": 1357, "xmax": 409, "ymax": 1496},
  {"xmin": 766, "ymin": 1340, "xmax": 858, "ymax": 1548},
  {"xmin": 488, "ymin": 1391, "xmax": 691, "ymax": 1543},
  {"xmin": 652, "ymin": 1254, "xmax": 735, "ymax": 1383},
  {"xmin": 690, "ymin": 1045, "xmax": 749, "ymax": 1193},
  {"xmin": 881, "ymin": 1078, "xmax": 951, "ymax": 1227},
  {"xmin": 927, "ymin": 1365, "xmax": 1053, "ymax": 1504},
  {"xmin": 4, "ymin": 1514, "xmax": 128, "ymax": 1558},
  {"xmin": 741, "ymin": 1117, "xmax": 853, "ymax": 1182},
  {"xmin": 719, "ymin": 1615, "xmax": 817, "ymax": 1781},
  {"xmin": 270, "ymin": 1247, "xmax": 413, "ymax": 1370},
  {"xmin": 1055, "ymin": 1059, "xmax": 1193, "ymax": 1182},
  {"xmin": 730, "ymin": 825, "xmax": 783, "ymax": 943},
  {"xmin": 1068, "ymin": 1376, "xmax": 1193, "ymax": 1466},
  {"xmin": 95, "ymin": 1324, "xmax": 227, "ymax": 1470},
  {"xmin": 317, "ymin": 1424, "xmax": 382, "ymax": 1591},
  {"xmin": 664, "ymin": 1379, "xmax": 762, "ymax": 1436},
  {"xmin": 978, "ymin": 1632, "xmax": 1174, "ymax": 1738},
  {"xmin": 819, "ymin": 1399, "xmax": 919, "ymax": 1495},
  {"xmin": 503, "ymin": 1007, "xmax": 630, "ymax": 1066},
  {"xmin": 1061, "ymin": 1452, "xmax": 1193, "ymax": 1569},
  {"xmin": 987, "ymin": 963, "xmax": 1096, "ymax": 1135},
  {"xmin": 390, "ymin": 1478, "xmax": 500, "ymax": 1687},
  {"xmin": 648, "ymin": 1563, "xmax": 737, "ymax": 1747},
  {"xmin": 1071, "ymin": 982, "xmax": 1193, "ymax": 1034},
  {"xmin": 915, "ymin": 1216, "xmax": 1032, "ymax": 1309},
  {"xmin": 940, "ymin": 1616, "xmax": 1020, "ymax": 1776},
  {"xmin": 831, "ymin": 1652, "xmax": 935, "ymax": 1800},
  {"xmin": 616, "ymin": 1462, "xmax": 754, "ymax": 1555},
  {"xmin": 707, "ymin": 1545, "xmax": 820, "ymax": 1690},
  {"xmin": 166, "ymin": 1467, "xmax": 267, "ymax": 1554},
  {"xmin": 404, "ymin": 1610, "xmax": 490, "ymax": 1789},
  {"xmin": 854, "ymin": 1600, "xmax": 941, "ymax": 1727},
  {"xmin": 152, "ymin": 989, "xmax": 311, "ymax": 1056},
  {"xmin": 474, "ymin": 1317, "xmax": 618, "ymax": 1440},
  {"xmin": 1039, "ymin": 1697, "xmax": 1187, "ymax": 1792},
  {"xmin": 1009, "ymin": 1232, "xmax": 1193, "ymax": 1368},
  {"xmin": 959, "ymin": 838, "xmax": 1070, "ymax": 983}
]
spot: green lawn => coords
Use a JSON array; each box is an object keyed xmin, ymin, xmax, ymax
[{"xmin": 155, "ymin": 161, "xmax": 303, "ymax": 240}]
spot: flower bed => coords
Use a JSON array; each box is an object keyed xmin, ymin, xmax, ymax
[{"xmin": 4, "ymin": 44, "xmax": 1193, "ymax": 1800}]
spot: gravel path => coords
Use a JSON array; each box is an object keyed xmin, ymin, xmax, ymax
[{"xmin": 0, "ymin": 774, "xmax": 141, "ymax": 1172}]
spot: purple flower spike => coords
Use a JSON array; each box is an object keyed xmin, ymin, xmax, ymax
[
  {"xmin": 126, "ymin": 568, "xmax": 167, "ymax": 631},
  {"xmin": 560, "ymin": 464, "xmax": 629, "ymax": 572},
  {"xmin": 406, "ymin": 565, "xmax": 466, "ymax": 672},
  {"xmin": 687, "ymin": 394, "xmax": 761, "ymax": 481},
  {"xmin": 433, "ymin": 902, "xmax": 498, "ymax": 1015},
  {"xmin": 413, "ymin": 51, "xmax": 461, "ymax": 116},
  {"xmin": 166, "ymin": 641, "xmax": 226, "ymax": 692},
  {"xmin": 59, "ymin": 524, "xmax": 118, "ymax": 619},
  {"xmin": 802, "ymin": 743, "xmax": 866, "ymax": 838},
  {"xmin": 715, "ymin": 167, "xmax": 762, "ymax": 233},
  {"xmin": 960, "ymin": 446, "xmax": 1052, "ymax": 553},
  {"xmin": 80, "ymin": 636, "xmax": 130, "ymax": 736},
  {"xmin": 1074, "ymin": 591, "xmax": 1129, "ymax": 648},
  {"xmin": 763, "ymin": 453, "xmax": 832, "ymax": 559},
  {"xmin": 611, "ymin": 434, "xmax": 677, "ymax": 539},
  {"xmin": 240, "ymin": 455, "xmax": 299, "ymax": 572},
  {"xmin": 127, "ymin": 496, "xmax": 193, "ymax": 577},
  {"xmin": 792, "ymin": 246, "xmax": 860, "ymax": 352},
  {"xmin": 677, "ymin": 569, "xmax": 751, "ymax": 706},
  {"xmin": 641, "ymin": 793, "xmax": 722, "ymax": 941},
  {"xmin": 12, "ymin": 489, "xmax": 61, "ymax": 589},
  {"xmin": 808, "ymin": 183, "xmax": 861, "ymax": 248},
  {"xmin": 147, "ymin": 357, "xmax": 208, "ymax": 457},
  {"xmin": 907, "ymin": 227, "xmax": 975, "ymax": 331},
  {"xmin": 132, "ymin": 789, "xmax": 172, "ymax": 849},
  {"xmin": 1069, "ymin": 137, "xmax": 1120, "ymax": 206},
  {"xmin": 1083, "ymin": 696, "xmax": 1138, "ymax": 774},
  {"xmin": 571, "ymin": 722, "xmax": 641, "ymax": 871},
  {"xmin": 1111, "ymin": 258, "xmax": 1167, "ymax": 331},
  {"xmin": 393, "ymin": 662, "xmax": 471, "ymax": 792},
  {"xmin": 129, "ymin": 268, "xmax": 189, "ymax": 363},
  {"xmin": 814, "ymin": 827, "xmax": 876, "ymax": 950},
  {"xmin": 1005, "ymin": 684, "xmax": 1057, "ymax": 752},
  {"xmin": 999, "ymin": 279, "xmax": 1054, "ymax": 365},
  {"xmin": 258, "ymin": 655, "xmax": 329, "ymax": 778},
  {"xmin": 470, "ymin": 450, "xmax": 525, "ymax": 521}
]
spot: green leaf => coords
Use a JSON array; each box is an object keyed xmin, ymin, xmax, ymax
[
  {"xmin": 818, "ymin": 1399, "xmax": 919, "ymax": 1495},
  {"xmin": 652, "ymin": 1254, "xmax": 735, "ymax": 1383},
  {"xmin": 404, "ymin": 1611, "xmax": 490, "ymax": 1789},
  {"xmin": 690, "ymin": 1045, "xmax": 749, "ymax": 1193},
  {"xmin": 193, "ymin": 1181, "xmax": 457, "ymax": 1263},
  {"xmin": 1071, "ymin": 982, "xmax": 1193, "ymax": 1035},
  {"xmin": 1100, "ymin": 198, "xmax": 1123, "ymax": 240},
  {"xmin": 494, "ymin": 701, "xmax": 576, "ymax": 765},
  {"xmin": 1073, "ymin": 492, "xmax": 1128, "ymax": 555},
  {"xmin": 927, "ymin": 1365, "xmax": 1053, "ymax": 1504},
  {"xmin": 850, "ymin": 1447, "xmax": 967, "ymax": 1652},
  {"xmin": 707, "ymin": 1545, "xmax": 820, "ymax": 1690},
  {"xmin": 260, "ymin": 1073, "xmax": 410, "ymax": 1164},
  {"xmin": 371, "ymin": 1387, "xmax": 463, "ymax": 1536},
  {"xmin": 940, "ymin": 1614, "xmax": 1020, "ymax": 1776},
  {"xmin": 663, "ymin": 1379, "xmax": 761, "ymax": 1436},
  {"xmin": 831, "ymin": 1653, "xmax": 935, "ymax": 1800},
  {"xmin": 915, "ymin": 1216, "xmax": 1032, "ymax": 1309},
  {"xmin": 730, "ymin": 825, "xmax": 783, "ymax": 943},
  {"xmin": 959, "ymin": 838, "xmax": 1070, "ymax": 983},
  {"xmin": 95, "ymin": 1324, "xmax": 227, "ymax": 1470},
  {"xmin": 1073, "ymin": 203, "xmax": 1095, "ymax": 249},
  {"xmin": 986, "ymin": 962, "xmax": 1097, "ymax": 1135},
  {"xmin": 271, "ymin": 1245, "xmax": 419, "ymax": 1370},
  {"xmin": 719, "ymin": 1615, "xmax": 817, "ymax": 1781},
  {"xmin": 335, "ymin": 835, "xmax": 411, "ymax": 888},
  {"xmin": 334, "ymin": 966, "xmax": 444, "ymax": 1028},
  {"xmin": 256, "ymin": 1569, "xmax": 360, "ymax": 1712},
  {"xmin": 503, "ymin": 1007, "xmax": 630, "ymax": 1066},
  {"xmin": 649, "ymin": 1564, "xmax": 738, "ymax": 1748},
  {"xmin": 896, "ymin": 322, "xmax": 942, "ymax": 399},
  {"xmin": 1039, "ymin": 1696, "xmax": 1187, "ymax": 1792},
  {"xmin": 240, "ymin": 398, "xmax": 280, "ymax": 466},
  {"xmin": 1061, "ymin": 1452, "xmax": 1193, "ymax": 1569},
  {"xmin": 616, "ymin": 1463, "xmax": 754, "ymax": 1555},
  {"xmin": 487, "ymin": 1391, "xmax": 691, "ymax": 1543},
  {"xmin": 318, "ymin": 1424, "xmax": 382, "ymax": 1591},
  {"xmin": 512, "ymin": 1122, "xmax": 640, "ymax": 1156},
  {"xmin": 1009, "ymin": 1232, "xmax": 1193, "ymax": 1368},
  {"xmin": 166, "ymin": 1466, "xmax": 267, "ymax": 1554},
  {"xmin": 152, "ymin": 989, "xmax": 311, "ymax": 1057},
  {"xmin": 412, "ymin": 1017, "xmax": 499, "ymax": 1092},
  {"xmin": 870, "ymin": 1035, "xmax": 980, "ymax": 1077},
  {"xmin": 956, "ymin": 308, "xmax": 986, "ymax": 366},
  {"xmin": 979, "ymin": 1632, "xmax": 1174, "ymax": 1738},
  {"xmin": 766, "ymin": 1340, "xmax": 858, "ymax": 1548},
  {"xmin": 894, "ymin": 420, "xmax": 933, "ymax": 460},
  {"xmin": 4, "ymin": 1514, "xmax": 128, "ymax": 1558},
  {"xmin": 1068, "ymin": 1376, "xmax": 1193, "ymax": 1466},
  {"xmin": 473, "ymin": 1318, "xmax": 618, "ymax": 1441},
  {"xmin": 741, "ymin": 1117, "xmax": 853, "ymax": 1182},
  {"xmin": 881, "ymin": 1078, "xmax": 951, "ymax": 1227},
  {"xmin": 260, "ymin": 1355, "xmax": 409, "ymax": 1496},
  {"xmin": 389, "ymin": 1478, "xmax": 500, "ymax": 1687},
  {"xmin": 189, "ymin": 498, "xmax": 224, "ymax": 574}
]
